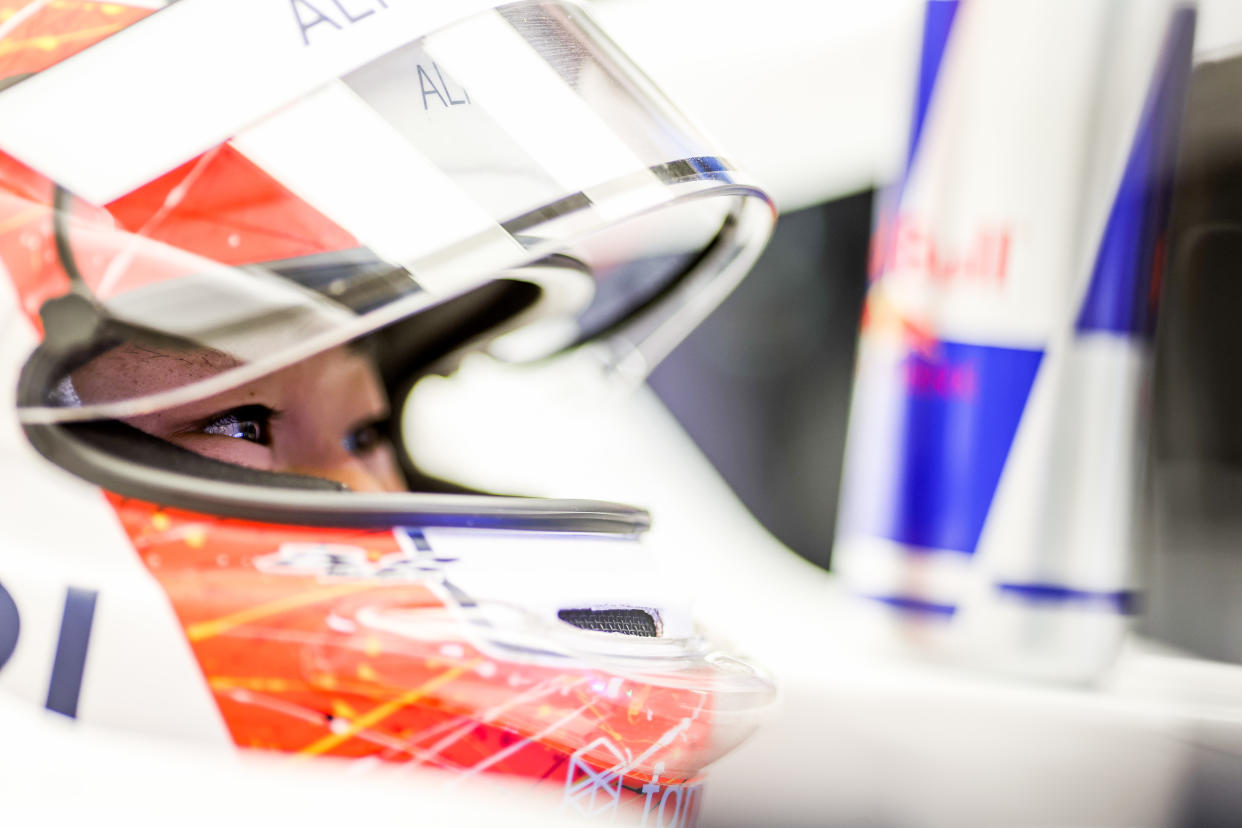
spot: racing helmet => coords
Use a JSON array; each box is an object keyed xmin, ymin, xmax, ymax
[{"xmin": 0, "ymin": 0, "xmax": 775, "ymax": 821}]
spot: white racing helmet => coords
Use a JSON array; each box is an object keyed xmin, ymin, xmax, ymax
[{"xmin": 0, "ymin": 0, "xmax": 774, "ymax": 821}]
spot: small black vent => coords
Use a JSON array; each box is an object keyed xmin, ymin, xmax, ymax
[{"xmin": 557, "ymin": 608, "xmax": 658, "ymax": 637}]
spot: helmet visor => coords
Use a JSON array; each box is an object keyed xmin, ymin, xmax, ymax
[{"xmin": 12, "ymin": 0, "xmax": 773, "ymax": 425}]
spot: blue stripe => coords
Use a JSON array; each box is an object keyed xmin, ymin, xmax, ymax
[
  {"xmin": 839, "ymin": 340, "xmax": 1042, "ymax": 556},
  {"xmin": 865, "ymin": 593, "xmax": 958, "ymax": 617},
  {"xmin": 871, "ymin": 1, "xmax": 960, "ymax": 276},
  {"xmin": 46, "ymin": 587, "xmax": 97, "ymax": 718},
  {"xmin": 689, "ymin": 156, "xmax": 727, "ymax": 175},
  {"xmin": 905, "ymin": 1, "xmax": 961, "ymax": 175},
  {"xmin": 0, "ymin": 582, "xmax": 17, "ymax": 672},
  {"xmin": 995, "ymin": 582, "xmax": 1139, "ymax": 614},
  {"xmin": 402, "ymin": 527, "xmax": 433, "ymax": 552},
  {"xmin": 1076, "ymin": 7, "xmax": 1196, "ymax": 336}
]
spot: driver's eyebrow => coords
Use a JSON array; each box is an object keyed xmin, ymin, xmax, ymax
[
  {"xmin": 123, "ymin": 342, "xmax": 240, "ymax": 370},
  {"xmin": 69, "ymin": 342, "xmax": 246, "ymax": 407}
]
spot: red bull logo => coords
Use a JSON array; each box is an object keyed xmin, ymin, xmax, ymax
[{"xmin": 870, "ymin": 213, "xmax": 1012, "ymax": 287}]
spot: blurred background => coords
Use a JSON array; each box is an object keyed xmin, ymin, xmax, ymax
[{"xmin": 595, "ymin": 0, "xmax": 1242, "ymax": 667}]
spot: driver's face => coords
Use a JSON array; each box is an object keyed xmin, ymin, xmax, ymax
[{"xmin": 71, "ymin": 344, "xmax": 407, "ymax": 493}]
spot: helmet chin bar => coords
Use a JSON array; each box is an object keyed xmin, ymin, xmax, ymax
[{"xmin": 20, "ymin": 416, "xmax": 651, "ymax": 534}]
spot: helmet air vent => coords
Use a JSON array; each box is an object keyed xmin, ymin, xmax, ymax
[{"xmin": 557, "ymin": 608, "xmax": 659, "ymax": 637}]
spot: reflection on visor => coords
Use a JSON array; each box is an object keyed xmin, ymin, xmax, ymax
[{"xmin": 14, "ymin": 0, "xmax": 772, "ymax": 427}]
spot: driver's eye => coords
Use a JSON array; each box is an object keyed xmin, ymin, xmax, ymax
[
  {"xmin": 200, "ymin": 404, "xmax": 277, "ymax": 445},
  {"xmin": 344, "ymin": 419, "xmax": 388, "ymax": 456}
]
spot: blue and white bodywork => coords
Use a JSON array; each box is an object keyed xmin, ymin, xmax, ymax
[{"xmin": 835, "ymin": 0, "xmax": 1196, "ymax": 681}]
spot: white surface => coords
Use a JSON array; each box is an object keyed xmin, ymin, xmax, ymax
[{"xmin": 586, "ymin": 0, "xmax": 923, "ymax": 211}]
